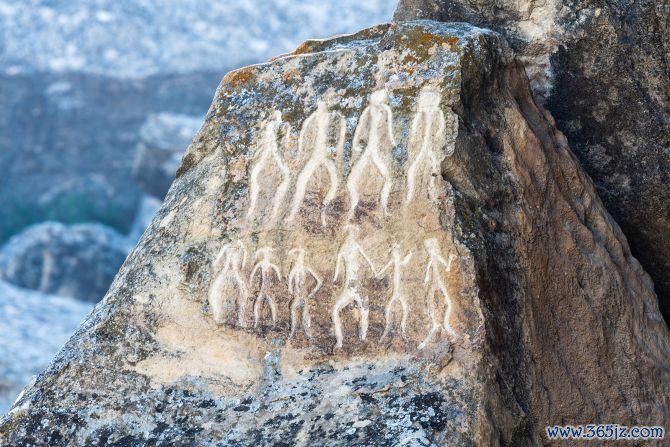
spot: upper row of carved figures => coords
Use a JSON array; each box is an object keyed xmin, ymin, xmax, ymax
[
  {"xmin": 243, "ymin": 87, "xmax": 458, "ymax": 225},
  {"xmin": 208, "ymin": 226, "xmax": 460, "ymax": 351}
]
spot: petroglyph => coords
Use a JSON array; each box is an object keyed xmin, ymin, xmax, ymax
[
  {"xmin": 418, "ymin": 238, "xmax": 458, "ymax": 350},
  {"xmin": 287, "ymin": 248, "xmax": 322, "ymax": 338},
  {"xmin": 249, "ymin": 247, "xmax": 282, "ymax": 328},
  {"xmin": 287, "ymin": 100, "xmax": 346, "ymax": 225},
  {"xmin": 377, "ymin": 245, "xmax": 413, "ymax": 341},
  {"xmin": 406, "ymin": 87, "xmax": 456, "ymax": 203},
  {"xmin": 208, "ymin": 241, "xmax": 249, "ymax": 327},
  {"xmin": 332, "ymin": 226, "xmax": 377, "ymax": 349},
  {"xmin": 347, "ymin": 89, "xmax": 396, "ymax": 220},
  {"xmin": 206, "ymin": 86, "xmax": 467, "ymax": 353},
  {"xmin": 246, "ymin": 111, "xmax": 291, "ymax": 221}
]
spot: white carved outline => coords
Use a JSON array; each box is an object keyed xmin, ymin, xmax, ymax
[
  {"xmin": 249, "ymin": 247, "xmax": 282, "ymax": 328},
  {"xmin": 286, "ymin": 100, "xmax": 346, "ymax": 226},
  {"xmin": 346, "ymin": 89, "xmax": 396, "ymax": 220},
  {"xmin": 418, "ymin": 238, "xmax": 458, "ymax": 350},
  {"xmin": 287, "ymin": 248, "xmax": 322, "ymax": 338},
  {"xmin": 406, "ymin": 87, "xmax": 449, "ymax": 203},
  {"xmin": 332, "ymin": 225, "xmax": 376, "ymax": 349},
  {"xmin": 208, "ymin": 241, "xmax": 249, "ymax": 327},
  {"xmin": 247, "ymin": 111, "xmax": 291, "ymax": 221},
  {"xmin": 377, "ymin": 244, "xmax": 413, "ymax": 341}
]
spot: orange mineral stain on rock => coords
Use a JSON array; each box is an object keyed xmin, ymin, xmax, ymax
[{"xmin": 223, "ymin": 67, "xmax": 256, "ymax": 89}]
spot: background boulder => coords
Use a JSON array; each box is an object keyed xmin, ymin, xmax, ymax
[{"xmin": 0, "ymin": 222, "xmax": 131, "ymax": 302}]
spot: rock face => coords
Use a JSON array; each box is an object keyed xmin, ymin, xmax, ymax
[
  {"xmin": 0, "ymin": 0, "xmax": 395, "ymax": 242},
  {"xmin": 2, "ymin": 21, "xmax": 669, "ymax": 446},
  {"xmin": 393, "ymin": 0, "xmax": 670, "ymax": 324},
  {"xmin": 0, "ymin": 222, "xmax": 130, "ymax": 302}
]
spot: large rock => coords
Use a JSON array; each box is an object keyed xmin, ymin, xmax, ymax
[
  {"xmin": 0, "ymin": 222, "xmax": 131, "ymax": 302},
  {"xmin": 0, "ymin": 0, "xmax": 395, "ymax": 242},
  {"xmin": 2, "ymin": 21, "xmax": 669, "ymax": 445},
  {"xmin": 393, "ymin": 0, "xmax": 670, "ymax": 323}
]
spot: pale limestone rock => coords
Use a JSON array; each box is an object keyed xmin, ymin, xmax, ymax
[{"xmin": 1, "ymin": 21, "xmax": 669, "ymax": 446}]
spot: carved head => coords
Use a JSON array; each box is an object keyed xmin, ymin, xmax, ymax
[
  {"xmin": 343, "ymin": 224, "xmax": 360, "ymax": 239},
  {"xmin": 370, "ymin": 89, "xmax": 389, "ymax": 106},
  {"xmin": 418, "ymin": 87, "xmax": 441, "ymax": 110},
  {"xmin": 316, "ymin": 100, "xmax": 329, "ymax": 114},
  {"xmin": 270, "ymin": 110, "xmax": 282, "ymax": 122},
  {"xmin": 289, "ymin": 248, "xmax": 306, "ymax": 261},
  {"xmin": 255, "ymin": 247, "xmax": 273, "ymax": 260},
  {"xmin": 424, "ymin": 238, "xmax": 440, "ymax": 254}
]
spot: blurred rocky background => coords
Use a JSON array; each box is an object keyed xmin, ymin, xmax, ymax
[{"xmin": 0, "ymin": 0, "xmax": 395, "ymax": 412}]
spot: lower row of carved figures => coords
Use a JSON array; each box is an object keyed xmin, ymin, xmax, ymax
[
  {"xmin": 246, "ymin": 87, "xmax": 457, "ymax": 226},
  {"xmin": 208, "ymin": 228, "xmax": 459, "ymax": 350}
]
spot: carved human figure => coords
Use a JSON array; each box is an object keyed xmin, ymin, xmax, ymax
[
  {"xmin": 287, "ymin": 248, "xmax": 322, "ymax": 338},
  {"xmin": 418, "ymin": 238, "xmax": 458, "ymax": 350},
  {"xmin": 405, "ymin": 87, "xmax": 456, "ymax": 203},
  {"xmin": 249, "ymin": 247, "xmax": 282, "ymax": 328},
  {"xmin": 332, "ymin": 225, "xmax": 376, "ymax": 349},
  {"xmin": 208, "ymin": 241, "xmax": 249, "ymax": 327},
  {"xmin": 286, "ymin": 100, "xmax": 346, "ymax": 225},
  {"xmin": 377, "ymin": 244, "xmax": 413, "ymax": 341},
  {"xmin": 247, "ymin": 111, "xmax": 291, "ymax": 221},
  {"xmin": 346, "ymin": 89, "xmax": 396, "ymax": 220}
]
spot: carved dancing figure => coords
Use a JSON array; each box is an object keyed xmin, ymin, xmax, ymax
[
  {"xmin": 332, "ymin": 225, "xmax": 376, "ymax": 349},
  {"xmin": 208, "ymin": 241, "xmax": 249, "ymax": 327},
  {"xmin": 286, "ymin": 100, "xmax": 346, "ymax": 225},
  {"xmin": 247, "ymin": 111, "xmax": 291, "ymax": 220},
  {"xmin": 418, "ymin": 238, "xmax": 458, "ymax": 350},
  {"xmin": 249, "ymin": 247, "xmax": 282, "ymax": 328},
  {"xmin": 405, "ymin": 87, "xmax": 456, "ymax": 203},
  {"xmin": 346, "ymin": 89, "xmax": 396, "ymax": 220},
  {"xmin": 287, "ymin": 248, "xmax": 322, "ymax": 338},
  {"xmin": 377, "ymin": 244, "xmax": 413, "ymax": 341}
]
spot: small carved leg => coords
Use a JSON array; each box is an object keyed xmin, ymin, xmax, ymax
[
  {"xmin": 372, "ymin": 152, "xmax": 392, "ymax": 216},
  {"xmin": 302, "ymin": 303, "xmax": 312, "ymax": 338},
  {"xmin": 353, "ymin": 293, "xmax": 369, "ymax": 341},
  {"xmin": 271, "ymin": 176, "xmax": 291, "ymax": 221},
  {"xmin": 267, "ymin": 296, "xmax": 278, "ymax": 328},
  {"xmin": 289, "ymin": 300, "xmax": 301, "ymax": 338},
  {"xmin": 417, "ymin": 325, "xmax": 439, "ymax": 351},
  {"xmin": 399, "ymin": 296, "xmax": 410, "ymax": 341},
  {"xmin": 287, "ymin": 161, "xmax": 317, "ymax": 222},
  {"xmin": 346, "ymin": 155, "xmax": 368, "ymax": 221},
  {"xmin": 321, "ymin": 161, "xmax": 340, "ymax": 226},
  {"xmin": 331, "ymin": 291, "xmax": 352, "ymax": 349},
  {"xmin": 253, "ymin": 294, "xmax": 264, "ymax": 328},
  {"xmin": 380, "ymin": 297, "xmax": 396, "ymax": 341}
]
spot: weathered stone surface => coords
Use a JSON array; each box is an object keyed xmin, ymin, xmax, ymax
[
  {"xmin": 394, "ymin": 0, "xmax": 670, "ymax": 324},
  {"xmin": 1, "ymin": 21, "xmax": 669, "ymax": 446},
  {"xmin": 0, "ymin": 222, "xmax": 130, "ymax": 302}
]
